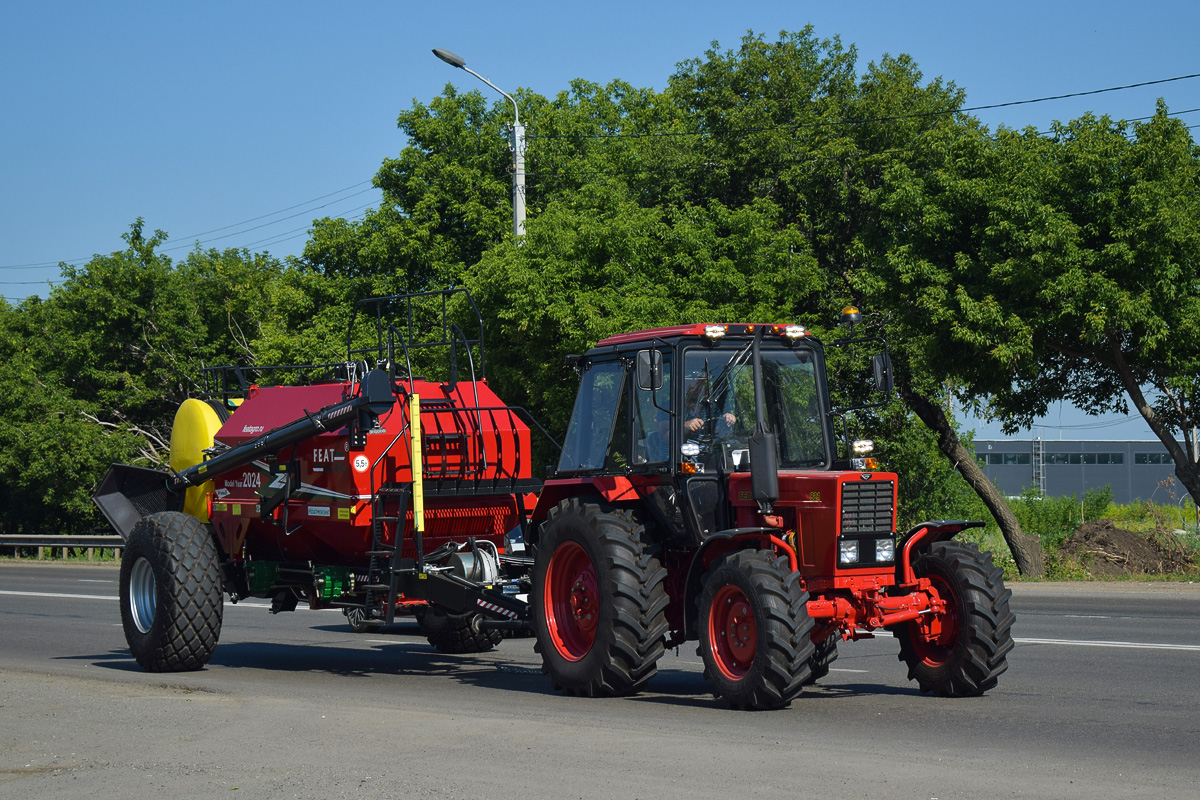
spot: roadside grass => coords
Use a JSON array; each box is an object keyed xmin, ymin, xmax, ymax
[{"xmin": 958, "ymin": 486, "xmax": 1200, "ymax": 582}]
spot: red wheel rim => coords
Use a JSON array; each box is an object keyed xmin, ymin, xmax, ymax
[
  {"xmin": 544, "ymin": 541, "xmax": 598, "ymax": 661},
  {"xmin": 708, "ymin": 584, "xmax": 757, "ymax": 680},
  {"xmin": 909, "ymin": 574, "xmax": 960, "ymax": 667}
]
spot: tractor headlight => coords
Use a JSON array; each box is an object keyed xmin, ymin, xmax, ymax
[
  {"xmin": 784, "ymin": 324, "xmax": 806, "ymax": 339},
  {"xmin": 875, "ymin": 538, "xmax": 896, "ymax": 563},
  {"xmin": 703, "ymin": 325, "xmax": 727, "ymax": 341},
  {"xmin": 838, "ymin": 539, "xmax": 859, "ymax": 565}
]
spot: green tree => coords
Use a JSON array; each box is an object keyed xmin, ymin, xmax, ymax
[
  {"xmin": 0, "ymin": 221, "xmax": 293, "ymax": 535},
  {"xmin": 868, "ymin": 104, "xmax": 1200, "ymax": 543}
]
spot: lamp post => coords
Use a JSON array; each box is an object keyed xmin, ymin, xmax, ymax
[{"xmin": 432, "ymin": 48, "xmax": 525, "ymax": 237}]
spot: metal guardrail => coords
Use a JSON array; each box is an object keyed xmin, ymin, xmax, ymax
[
  {"xmin": 0, "ymin": 534, "xmax": 123, "ymax": 559},
  {"xmin": 0, "ymin": 534, "xmax": 124, "ymax": 548}
]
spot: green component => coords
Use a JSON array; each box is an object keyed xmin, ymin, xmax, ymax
[
  {"xmin": 314, "ymin": 565, "xmax": 354, "ymax": 600},
  {"xmin": 244, "ymin": 561, "xmax": 281, "ymax": 596}
]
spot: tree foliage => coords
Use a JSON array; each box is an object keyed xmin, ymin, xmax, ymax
[{"xmin": 4, "ymin": 27, "xmax": 1195, "ymax": 574}]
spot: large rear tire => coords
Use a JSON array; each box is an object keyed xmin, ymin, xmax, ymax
[
  {"xmin": 894, "ymin": 540, "xmax": 1015, "ymax": 696},
  {"xmin": 416, "ymin": 606, "xmax": 503, "ymax": 654},
  {"xmin": 119, "ymin": 511, "xmax": 223, "ymax": 672},
  {"xmin": 532, "ymin": 499, "xmax": 669, "ymax": 697},
  {"xmin": 698, "ymin": 549, "xmax": 814, "ymax": 710}
]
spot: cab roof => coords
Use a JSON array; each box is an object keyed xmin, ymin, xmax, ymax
[{"xmin": 594, "ymin": 323, "xmax": 804, "ymax": 348}]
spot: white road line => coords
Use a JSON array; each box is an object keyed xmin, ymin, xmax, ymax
[
  {"xmin": 1016, "ymin": 637, "xmax": 1200, "ymax": 652},
  {"xmin": 77, "ymin": 579, "xmax": 114, "ymax": 584},
  {"xmin": 0, "ymin": 590, "xmax": 271, "ymax": 608},
  {"xmin": 0, "ymin": 590, "xmax": 116, "ymax": 601},
  {"xmin": 829, "ymin": 668, "xmax": 869, "ymax": 673}
]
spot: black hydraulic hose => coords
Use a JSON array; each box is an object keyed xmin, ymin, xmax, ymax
[{"xmin": 168, "ymin": 368, "xmax": 393, "ymax": 491}]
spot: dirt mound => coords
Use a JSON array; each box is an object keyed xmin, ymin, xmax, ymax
[{"xmin": 1061, "ymin": 520, "xmax": 1196, "ymax": 577}]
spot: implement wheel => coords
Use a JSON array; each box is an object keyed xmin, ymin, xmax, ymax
[
  {"xmin": 804, "ymin": 630, "xmax": 840, "ymax": 686},
  {"xmin": 416, "ymin": 606, "xmax": 502, "ymax": 654},
  {"xmin": 119, "ymin": 511, "xmax": 223, "ymax": 672},
  {"xmin": 532, "ymin": 499, "xmax": 669, "ymax": 697},
  {"xmin": 698, "ymin": 549, "xmax": 813, "ymax": 710},
  {"xmin": 894, "ymin": 540, "xmax": 1015, "ymax": 696}
]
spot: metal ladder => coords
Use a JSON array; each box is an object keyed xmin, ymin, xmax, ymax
[{"xmin": 1032, "ymin": 437, "xmax": 1046, "ymax": 495}]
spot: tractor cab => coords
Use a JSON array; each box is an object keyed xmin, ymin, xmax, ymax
[{"xmin": 541, "ymin": 323, "xmax": 844, "ymax": 547}]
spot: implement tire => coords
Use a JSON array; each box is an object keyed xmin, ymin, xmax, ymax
[
  {"xmin": 804, "ymin": 631, "xmax": 840, "ymax": 686},
  {"xmin": 894, "ymin": 540, "xmax": 1015, "ymax": 696},
  {"xmin": 532, "ymin": 499, "xmax": 669, "ymax": 697},
  {"xmin": 417, "ymin": 606, "xmax": 503, "ymax": 654},
  {"xmin": 698, "ymin": 549, "xmax": 814, "ymax": 710},
  {"xmin": 119, "ymin": 511, "xmax": 223, "ymax": 672}
]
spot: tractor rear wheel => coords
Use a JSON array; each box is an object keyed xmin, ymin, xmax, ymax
[
  {"xmin": 416, "ymin": 606, "xmax": 503, "ymax": 654},
  {"xmin": 532, "ymin": 499, "xmax": 669, "ymax": 697},
  {"xmin": 698, "ymin": 549, "xmax": 814, "ymax": 710},
  {"xmin": 119, "ymin": 511, "xmax": 223, "ymax": 672},
  {"xmin": 894, "ymin": 540, "xmax": 1015, "ymax": 696}
]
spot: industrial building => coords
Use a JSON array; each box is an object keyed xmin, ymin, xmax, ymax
[{"xmin": 975, "ymin": 440, "xmax": 1184, "ymax": 505}]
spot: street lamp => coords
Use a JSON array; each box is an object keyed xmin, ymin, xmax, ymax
[{"xmin": 432, "ymin": 48, "xmax": 525, "ymax": 237}]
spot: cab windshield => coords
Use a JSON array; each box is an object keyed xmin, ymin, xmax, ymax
[{"xmin": 683, "ymin": 344, "xmax": 828, "ymax": 469}]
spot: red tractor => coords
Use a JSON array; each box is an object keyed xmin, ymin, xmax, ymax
[{"xmin": 94, "ymin": 289, "xmax": 1014, "ymax": 710}]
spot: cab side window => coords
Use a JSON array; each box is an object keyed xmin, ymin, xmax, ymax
[
  {"xmin": 558, "ymin": 361, "xmax": 626, "ymax": 472},
  {"xmin": 633, "ymin": 355, "xmax": 672, "ymax": 465}
]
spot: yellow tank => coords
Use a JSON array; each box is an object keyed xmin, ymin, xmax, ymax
[{"xmin": 169, "ymin": 398, "xmax": 226, "ymax": 522}]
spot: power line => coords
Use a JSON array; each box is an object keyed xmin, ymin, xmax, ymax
[
  {"xmin": 154, "ymin": 188, "xmax": 377, "ymax": 254},
  {"xmin": 528, "ymin": 72, "xmax": 1200, "ymax": 141},
  {"xmin": 0, "ymin": 206, "xmax": 377, "ymax": 302},
  {"xmin": 0, "ymin": 181, "xmax": 377, "ymax": 270}
]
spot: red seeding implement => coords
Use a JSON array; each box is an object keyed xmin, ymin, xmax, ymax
[{"xmin": 94, "ymin": 289, "xmax": 1014, "ymax": 709}]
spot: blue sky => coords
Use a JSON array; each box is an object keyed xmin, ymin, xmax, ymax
[{"xmin": 2, "ymin": 1, "xmax": 1197, "ymax": 439}]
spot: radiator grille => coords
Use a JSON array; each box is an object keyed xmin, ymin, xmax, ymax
[{"xmin": 840, "ymin": 480, "xmax": 895, "ymax": 535}]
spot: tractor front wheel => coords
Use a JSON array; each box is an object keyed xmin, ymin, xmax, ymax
[
  {"xmin": 698, "ymin": 549, "xmax": 814, "ymax": 710},
  {"xmin": 894, "ymin": 540, "xmax": 1015, "ymax": 696},
  {"xmin": 532, "ymin": 499, "xmax": 669, "ymax": 697},
  {"xmin": 119, "ymin": 511, "xmax": 223, "ymax": 672}
]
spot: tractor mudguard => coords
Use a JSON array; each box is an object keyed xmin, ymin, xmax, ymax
[
  {"xmin": 896, "ymin": 520, "xmax": 984, "ymax": 587},
  {"xmin": 680, "ymin": 527, "xmax": 794, "ymax": 641}
]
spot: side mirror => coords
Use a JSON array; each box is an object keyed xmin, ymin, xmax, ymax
[
  {"xmin": 872, "ymin": 352, "xmax": 893, "ymax": 395},
  {"xmin": 636, "ymin": 350, "xmax": 664, "ymax": 391},
  {"xmin": 748, "ymin": 431, "xmax": 779, "ymax": 513}
]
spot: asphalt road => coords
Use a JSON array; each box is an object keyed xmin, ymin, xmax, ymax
[{"xmin": 2, "ymin": 562, "xmax": 1199, "ymax": 799}]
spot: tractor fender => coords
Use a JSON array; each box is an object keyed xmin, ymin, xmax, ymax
[
  {"xmin": 895, "ymin": 520, "xmax": 984, "ymax": 587},
  {"xmin": 680, "ymin": 528, "xmax": 789, "ymax": 641},
  {"xmin": 527, "ymin": 477, "xmax": 642, "ymax": 543}
]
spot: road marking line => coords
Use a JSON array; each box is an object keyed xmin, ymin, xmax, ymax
[
  {"xmin": 0, "ymin": 590, "xmax": 116, "ymax": 601},
  {"xmin": 77, "ymin": 579, "xmax": 114, "ymax": 584},
  {"xmin": 829, "ymin": 668, "xmax": 869, "ymax": 673},
  {"xmin": 1016, "ymin": 637, "xmax": 1200, "ymax": 651},
  {"xmin": 0, "ymin": 590, "xmax": 270, "ymax": 608}
]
